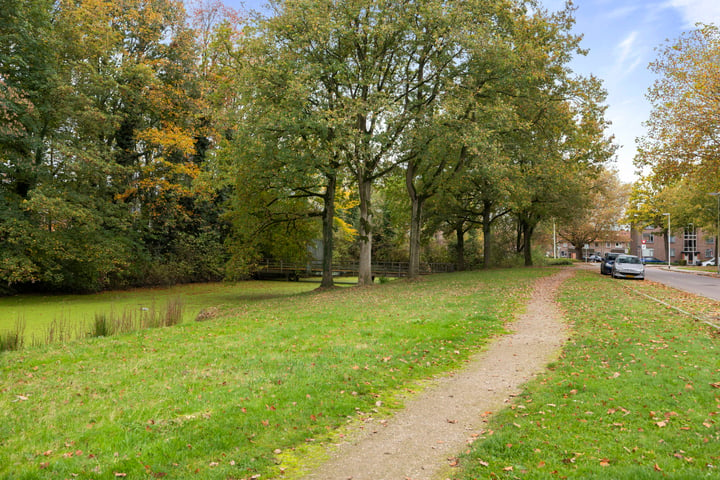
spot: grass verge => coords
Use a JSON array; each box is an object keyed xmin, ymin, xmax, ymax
[
  {"xmin": 0, "ymin": 268, "xmax": 552, "ymax": 479},
  {"xmin": 456, "ymin": 270, "xmax": 720, "ymax": 479}
]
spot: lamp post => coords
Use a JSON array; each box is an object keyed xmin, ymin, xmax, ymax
[
  {"xmin": 663, "ymin": 212, "xmax": 671, "ymax": 268},
  {"xmin": 710, "ymin": 193, "xmax": 720, "ymax": 274}
]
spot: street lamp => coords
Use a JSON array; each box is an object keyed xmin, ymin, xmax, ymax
[
  {"xmin": 709, "ymin": 192, "xmax": 720, "ymax": 274},
  {"xmin": 663, "ymin": 212, "xmax": 671, "ymax": 268}
]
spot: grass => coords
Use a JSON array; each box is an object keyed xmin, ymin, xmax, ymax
[
  {"xmin": 0, "ymin": 281, "xmax": 317, "ymax": 347},
  {"xmin": 456, "ymin": 270, "xmax": 720, "ymax": 479},
  {"xmin": 0, "ymin": 268, "xmax": 549, "ymax": 479}
]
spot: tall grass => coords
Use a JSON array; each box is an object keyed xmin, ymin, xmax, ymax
[
  {"xmin": 0, "ymin": 318, "xmax": 24, "ymax": 352},
  {"xmin": 0, "ymin": 299, "xmax": 185, "ymax": 350}
]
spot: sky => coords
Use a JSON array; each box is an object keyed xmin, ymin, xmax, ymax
[{"xmin": 220, "ymin": 0, "xmax": 720, "ymax": 184}]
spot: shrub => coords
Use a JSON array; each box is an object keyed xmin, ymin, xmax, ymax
[{"xmin": 545, "ymin": 258, "xmax": 574, "ymax": 266}]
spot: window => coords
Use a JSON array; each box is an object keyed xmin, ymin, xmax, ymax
[
  {"xmin": 606, "ymin": 242, "xmax": 611, "ymax": 248},
  {"xmin": 670, "ymin": 248, "xmax": 676, "ymax": 257},
  {"xmin": 615, "ymin": 242, "xmax": 622, "ymax": 248},
  {"xmin": 706, "ymin": 249, "xmax": 714, "ymax": 258},
  {"xmin": 643, "ymin": 233, "xmax": 654, "ymax": 243},
  {"xmin": 706, "ymin": 237, "xmax": 715, "ymax": 244}
]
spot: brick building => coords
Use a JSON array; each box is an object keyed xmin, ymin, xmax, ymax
[{"xmin": 629, "ymin": 226, "xmax": 718, "ymax": 265}]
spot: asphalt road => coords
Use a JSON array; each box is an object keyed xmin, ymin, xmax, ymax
[{"xmin": 642, "ymin": 266, "xmax": 720, "ymax": 302}]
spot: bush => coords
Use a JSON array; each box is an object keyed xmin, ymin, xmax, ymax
[{"xmin": 545, "ymin": 258, "xmax": 574, "ymax": 266}]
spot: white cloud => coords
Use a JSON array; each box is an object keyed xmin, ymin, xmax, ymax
[
  {"xmin": 611, "ymin": 31, "xmax": 644, "ymax": 78},
  {"xmin": 666, "ymin": 0, "xmax": 720, "ymax": 26}
]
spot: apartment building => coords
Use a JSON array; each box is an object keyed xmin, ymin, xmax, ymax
[{"xmin": 629, "ymin": 226, "xmax": 718, "ymax": 265}]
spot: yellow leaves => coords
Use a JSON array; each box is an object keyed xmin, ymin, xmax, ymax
[
  {"xmin": 137, "ymin": 124, "xmax": 196, "ymax": 157},
  {"xmin": 334, "ymin": 216, "xmax": 358, "ymax": 238}
]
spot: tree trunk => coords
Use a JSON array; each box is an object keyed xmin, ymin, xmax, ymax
[
  {"xmin": 320, "ymin": 172, "xmax": 336, "ymax": 288},
  {"xmin": 455, "ymin": 223, "xmax": 465, "ymax": 271},
  {"xmin": 482, "ymin": 201, "xmax": 492, "ymax": 268},
  {"xmin": 406, "ymin": 161, "xmax": 423, "ymax": 278},
  {"xmin": 523, "ymin": 221, "xmax": 535, "ymax": 266},
  {"xmin": 408, "ymin": 197, "xmax": 423, "ymax": 278},
  {"xmin": 357, "ymin": 176, "xmax": 373, "ymax": 285}
]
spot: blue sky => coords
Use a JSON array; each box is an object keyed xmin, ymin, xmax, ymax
[{"xmin": 220, "ymin": 0, "xmax": 720, "ymax": 183}]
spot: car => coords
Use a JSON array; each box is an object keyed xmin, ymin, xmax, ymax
[
  {"xmin": 611, "ymin": 254, "xmax": 645, "ymax": 280},
  {"xmin": 600, "ymin": 252, "xmax": 620, "ymax": 275},
  {"xmin": 587, "ymin": 254, "xmax": 603, "ymax": 262},
  {"xmin": 702, "ymin": 257, "xmax": 716, "ymax": 266},
  {"xmin": 642, "ymin": 256, "xmax": 664, "ymax": 264}
]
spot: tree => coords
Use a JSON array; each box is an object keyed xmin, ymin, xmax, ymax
[
  {"xmin": 0, "ymin": 0, "xmax": 226, "ymax": 292},
  {"xmin": 636, "ymin": 24, "xmax": 720, "ymax": 193},
  {"xmin": 558, "ymin": 172, "xmax": 630, "ymax": 257}
]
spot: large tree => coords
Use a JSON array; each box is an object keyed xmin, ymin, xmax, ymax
[
  {"xmin": 636, "ymin": 24, "xmax": 720, "ymax": 192},
  {"xmin": 559, "ymin": 172, "xmax": 630, "ymax": 257}
]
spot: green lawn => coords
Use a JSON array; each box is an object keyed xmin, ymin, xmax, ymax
[
  {"xmin": 0, "ymin": 268, "xmax": 546, "ymax": 479},
  {"xmin": 457, "ymin": 270, "xmax": 720, "ymax": 479}
]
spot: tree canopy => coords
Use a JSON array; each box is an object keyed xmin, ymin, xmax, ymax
[{"xmin": 1, "ymin": 0, "xmax": 616, "ymax": 294}]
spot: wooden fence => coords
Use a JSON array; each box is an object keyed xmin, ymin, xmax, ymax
[{"xmin": 253, "ymin": 260, "xmax": 455, "ymax": 280}]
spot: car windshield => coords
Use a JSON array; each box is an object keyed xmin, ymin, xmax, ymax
[{"xmin": 618, "ymin": 256, "xmax": 641, "ymax": 264}]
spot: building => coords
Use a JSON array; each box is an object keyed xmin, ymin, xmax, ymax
[
  {"xmin": 554, "ymin": 230, "xmax": 631, "ymax": 259},
  {"xmin": 629, "ymin": 226, "xmax": 717, "ymax": 265}
]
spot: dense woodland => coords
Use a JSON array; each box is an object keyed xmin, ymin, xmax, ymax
[{"xmin": 0, "ymin": 0, "xmax": 617, "ymax": 294}]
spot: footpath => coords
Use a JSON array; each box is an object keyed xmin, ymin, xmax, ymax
[{"xmin": 300, "ymin": 268, "xmax": 574, "ymax": 480}]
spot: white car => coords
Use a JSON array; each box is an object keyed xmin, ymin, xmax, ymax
[
  {"xmin": 611, "ymin": 254, "xmax": 645, "ymax": 280},
  {"xmin": 702, "ymin": 258, "xmax": 716, "ymax": 266}
]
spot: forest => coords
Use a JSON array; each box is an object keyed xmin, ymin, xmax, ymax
[{"xmin": 0, "ymin": 0, "xmax": 616, "ymax": 294}]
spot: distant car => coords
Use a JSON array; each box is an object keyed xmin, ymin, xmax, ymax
[
  {"xmin": 642, "ymin": 256, "xmax": 664, "ymax": 264},
  {"xmin": 587, "ymin": 254, "xmax": 603, "ymax": 262},
  {"xmin": 702, "ymin": 257, "xmax": 716, "ymax": 266},
  {"xmin": 612, "ymin": 254, "xmax": 645, "ymax": 280},
  {"xmin": 600, "ymin": 252, "xmax": 620, "ymax": 275}
]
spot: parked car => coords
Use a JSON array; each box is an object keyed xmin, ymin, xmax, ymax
[
  {"xmin": 611, "ymin": 254, "xmax": 645, "ymax": 280},
  {"xmin": 587, "ymin": 254, "xmax": 603, "ymax": 262},
  {"xmin": 642, "ymin": 256, "xmax": 664, "ymax": 264},
  {"xmin": 702, "ymin": 258, "xmax": 716, "ymax": 266},
  {"xmin": 600, "ymin": 252, "xmax": 620, "ymax": 275}
]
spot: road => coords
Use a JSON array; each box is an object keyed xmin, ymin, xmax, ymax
[
  {"xmin": 579, "ymin": 262, "xmax": 720, "ymax": 302},
  {"xmin": 642, "ymin": 266, "xmax": 720, "ymax": 302}
]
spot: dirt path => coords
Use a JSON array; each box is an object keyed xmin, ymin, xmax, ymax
[{"xmin": 301, "ymin": 268, "xmax": 573, "ymax": 480}]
